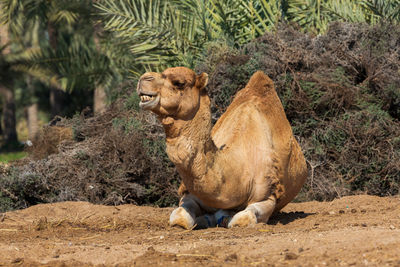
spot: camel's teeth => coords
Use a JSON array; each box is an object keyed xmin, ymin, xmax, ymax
[{"xmin": 140, "ymin": 95, "xmax": 155, "ymax": 102}]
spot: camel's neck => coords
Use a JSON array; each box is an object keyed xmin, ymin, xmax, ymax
[{"xmin": 161, "ymin": 94, "xmax": 218, "ymax": 193}]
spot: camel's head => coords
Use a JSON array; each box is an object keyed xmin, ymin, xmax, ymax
[{"xmin": 137, "ymin": 67, "xmax": 208, "ymax": 119}]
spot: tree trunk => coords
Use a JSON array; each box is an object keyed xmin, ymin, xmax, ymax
[
  {"xmin": 93, "ymin": 26, "xmax": 107, "ymax": 114},
  {"xmin": 0, "ymin": 85, "xmax": 18, "ymax": 144},
  {"xmin": 50, "ymin": 88, "xmax": 66, "ymax": 117},
  {"xmin": 25, "ymin": 52, "xmax": 39, "ymax": 140},
  {"xmin": 48, "ymin": 22, "xmax": 66, "ymax": 118},
  {"xmin": 0, "ymin": 24, "xmax": 10, "ymax": 54},
  {"xmin": 0, "ymin": 24, "xmax": 15, "ymax": 144},
  {"xmin": 94, "ymin": 86, "xmax": 107, "ymax": 114},
  {"xmin": 47, "ymin": 22, "xmax": 58, "ymax": 52},
  {"xmin": 0, "ymin": 110, "xmax": 3, "ymax": 135},
  {"xmin": 26, "ymin": 103, "xmax": 39, "ymax": 140}
]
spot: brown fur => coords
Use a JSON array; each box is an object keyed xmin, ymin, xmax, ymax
[{"xmin": 137, "ymin": 67, "xmax": 307, "ymax": 221}]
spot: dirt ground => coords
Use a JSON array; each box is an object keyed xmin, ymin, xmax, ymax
[{"xmin": 0, "ymin": 195, "xmax": 399, "ymax": 266}]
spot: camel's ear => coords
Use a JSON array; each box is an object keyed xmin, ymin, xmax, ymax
[{"xmin": 196, "ymin": 72, "xmax": 208, "ymax": 91}]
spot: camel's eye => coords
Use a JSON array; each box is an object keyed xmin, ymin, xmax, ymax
[
  {"xmin": 143, "ymin": 76, "xmax": 154, "ymax": 81},
  {"xmin": 172, "ymin": 80, "xmax": 185, "ymax": 89}
]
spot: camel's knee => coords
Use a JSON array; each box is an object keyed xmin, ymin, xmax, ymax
[
  {"xmin": 169, "ymin": 207, "xmax": 195, "ymax": 229},
  {"xmin": 228, "ymin": 196, "xmax": 276, "ymax": 228},
  {"xmin": 228, "ymin": 209, "xmax": 257, "ymax": 228},
  {"xmin": 247, "ymin": 196, "xmax": 276, "ymax": 223},
  {"xmin": 170, "ymin": 194, "xmax": 206, "ymax": 229},
  {"xmin": 179, "ymin": 194, "xmax": 205, "ymax": 217}
]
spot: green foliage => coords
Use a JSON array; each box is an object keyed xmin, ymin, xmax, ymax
[
  {"xmin": 299, "ymin": 80, "xmax": 320, "ymax": 108},
  {"xmin": 0, "ymin": 0, "xmax": 117, "ymax": 99},
  {"xmin": 95, "ymin": 0, "xmax": 287, "ymax": 76},
  {"xmin": 142, "ymin": 137, "xmax": 167, "ymax": 161},
  {"xmin": 205, "ymin": 0, "xmax": 282, "ymax": 45},
  {"xmin": 43, "ymin": 33, "xmax": 115, "ymax": 93},
  {"xmin": 0, "ymin": 43, "xmax": 60, "ymax": 90},
  {"xmin": 123, "ymin": 92, "xmax": 141, "ymax": 111},
  {"xmin": 287, "ymin": 0, "xmax": 332, "ymax": 34},
  {"xmin": 112, "ymin": 117, "xmax": 143, "ymax": 134},
  {"xmin": 0, "ymin": 151, "xmax": 26, "ymax": 162},
  {"xmin": 0, "ymin": 0, "xmax": 120, "ymax": 149},
  {"xmin": 95, "ymin": 0, "xmax": 198, "ymax": 72},
  {"xmin": 286, "ymin": 0, "xmax": 400, "ymax": 34},
  {"xmin": 0, "ymin": 0, "xmax": 92, "ymax": 33},
  {"xmin": 94, "ymin": 0, "xmax": 400, "ymax": 80},
  {"xmin": 362, "ymin": 0, "xmax": 400, "ymax": 23}
]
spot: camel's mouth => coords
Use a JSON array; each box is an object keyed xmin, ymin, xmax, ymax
[{"xmin": 138, "ymin": 91, "xmax": 160, "ymax": 110}]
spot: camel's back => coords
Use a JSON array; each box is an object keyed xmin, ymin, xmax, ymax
[
  {"xmin": 212, "ymin": 71, "xmax": 293, "ymax": 147},
  {"xmin": 211, "ymin": 71, "xmax": 307, "ymax": 210}
]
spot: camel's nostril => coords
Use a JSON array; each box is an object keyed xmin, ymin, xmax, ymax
[{"xmin": 138, "ymin": 76, "xmax": 155, "ymax": 92}]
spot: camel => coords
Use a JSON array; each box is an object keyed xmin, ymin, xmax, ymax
[{"xmin": 136, "ymin": 67, "xmax": 307, "ymax": 228}]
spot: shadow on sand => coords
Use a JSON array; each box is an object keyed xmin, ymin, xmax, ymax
[{"xmin": 268, "ymin": 211, "xmax": 315, "ymax": 225}]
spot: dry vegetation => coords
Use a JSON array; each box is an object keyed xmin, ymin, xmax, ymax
[
  {"xmin": 0, "ymin": 98, "xmax": 179, "ymax": 211},
  {"xmin": 0, "ymin": 22, "xmax": 399, "ymax": 212},
  {"xmin": 197, "ymin": 22, "xmax": 400, "ymax": 201}
]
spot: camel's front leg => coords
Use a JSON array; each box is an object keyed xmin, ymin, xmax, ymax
[
  {"xmin": 228, "ymin": 196, "xmax": 276, "ymax": 228},
  {"xmin": 170, "ymin": 193, "xmax": 211, "ymax": 229}
]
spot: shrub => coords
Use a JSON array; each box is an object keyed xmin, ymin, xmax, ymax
[
  {"xmin": 0, "ymin": 167, "xmax": 51, "ymax": 212},
  {"xmin": 1, "ymin": 99, "xmax": 179, "ymax": 212}
]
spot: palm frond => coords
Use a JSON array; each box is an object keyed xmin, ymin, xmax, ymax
[
  {"xmin": 95, "ymin": 0, "xmax": 202, "ymax": 72},
  {"xmin": 323, "ymin": 0, "xmax": 368, "ymax": 23},
  {"xmin": 362, "ymin": 0, "xmax": 400, "ymax": 23},
  {"xmin": 240, "ymin": 0, "xmax": 282, "ymax": 37},
  {"xmin": 287, "ymin": 0, "xmax": 331, "ymax": 34}
]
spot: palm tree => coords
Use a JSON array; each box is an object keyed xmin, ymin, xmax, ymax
[
  {"xmin": 97, "ymin": 0, "xmax": 400, "ymax": 73},
  {"xmin": 0, "ymin": 0, "xmax": 117, "ymax": 148},
  {"xmin": 286, "ymin": 0, "xmax": 400, "ymax": 34},
  {"xmin": 0, "ymin": 66, "xmax": 17, "ymax": 145},
  {"xmin": 95, "ymin": 0, "xmax": 287, "ymax": 75},
  {"xmin": 0, "ymin": 38, "xmax": 60, "ymax": 146},
  {"xmin": 1, "ymin": 0, "xmax": 115, "ymax": 118},
  {"xmin": 0, "ymin": 24, "xmax": 9, "ymax": 142}
]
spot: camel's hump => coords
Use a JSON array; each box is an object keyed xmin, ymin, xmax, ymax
[{"xmin": 245, "ymin": 71, "xmax": 275, "ymax": 96}]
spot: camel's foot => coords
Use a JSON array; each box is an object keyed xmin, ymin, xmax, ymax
[
  {"xmin": 194, "ymin": 214, "xmax": 216, "ymax": 229},
  {"xmin": 215, "ymin": 209, "xmax": 233, "ymax": 228},
  {"xmin": 228, "ymin": 196, "xmax": 276, "ymax": 228},
  {"xmin": 169, "ymin": 207, "xmax": 195, "ymax": 229},
  {"xmin": 228, "ymin": 209, "xmax": 257, "ymax": 228}
]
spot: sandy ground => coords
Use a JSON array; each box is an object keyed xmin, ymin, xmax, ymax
[{"xmin": 0, "ymin": 195, "xmax": 399, "ymax": 266}]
